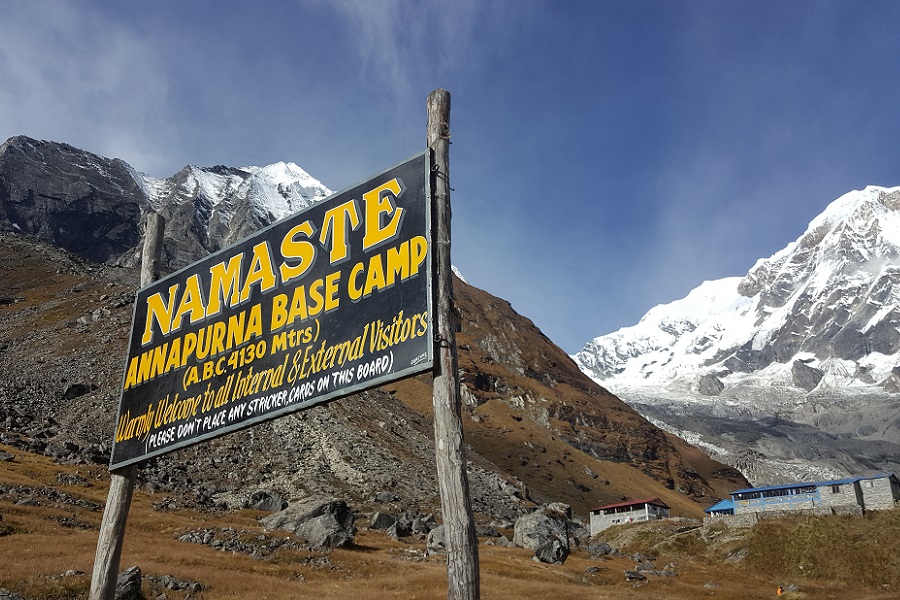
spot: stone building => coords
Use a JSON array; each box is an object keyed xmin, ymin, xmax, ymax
[
  {"xmin": 705, "ymin": 473, "xmax": 899, "ymax": 520},
  {"xmin": 589, "ymin": 498, "xmax": 670, "ymax": 535}
]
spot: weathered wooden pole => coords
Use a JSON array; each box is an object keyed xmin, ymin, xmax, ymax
[
  {"xmin": 89, "ymin": 212, "xmax": 165, "ymax": 600},
  {"xmin": 428, "ymin": 89, "xmax": 480, "ymax": 600}
]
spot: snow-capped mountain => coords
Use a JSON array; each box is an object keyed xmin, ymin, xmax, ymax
[
  {"xmin": 0, "ymin": 136, "xmax": 331, "ymax": 270},
  {"xmin": 575, "ymin": 185, "xmax": 900, "ymax": 485},
  {"xmin": 137, "ymin": 161, "xmax": 330, "ymax": 270}
]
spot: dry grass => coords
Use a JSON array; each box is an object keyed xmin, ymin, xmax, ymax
[
  {"xmin": 745, "ymin": 511, "xmax": 900, "ymax": 590},
  {"xmin": 2, "ymin": 446, "xmax": 899, "ymax": 600}
]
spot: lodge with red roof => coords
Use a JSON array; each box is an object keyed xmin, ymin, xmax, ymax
[{"xmin": 588, "ymin": 497, "xmax": 670, "ymax": 535}]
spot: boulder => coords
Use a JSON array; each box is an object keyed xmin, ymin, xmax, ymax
[
  {"xmin": 426, "ymin": 524, "xmax": 446, "ymax": 555},
  {"xmin": 587, "ymin": 541, "xmax": 613, "ymax": 558},
  {"xmin": 513, "ymin": 503, "xmax": 571, "ymax": 564},
  {"xmin": 115, "ymin": 565, "xmax": 142, "ymax": 600},
  {"xmin": 247, "ymin": 490, "xmax": 286, "ymax": 512},
  {"xmin": 370, "ymin": 512, "xmax": 397, "ymax": 530},
  {"xmin": 260, "ymin": 496, "xmax": 356, "ymax": 549}
]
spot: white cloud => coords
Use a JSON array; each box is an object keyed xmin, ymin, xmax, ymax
[
  {"xmin": 318, "ymin": 0, "xmax": 480, "ymax": 99},
  {"xmin": 0, "ymin": 3, "xmax": 176, "ymax": 174}
]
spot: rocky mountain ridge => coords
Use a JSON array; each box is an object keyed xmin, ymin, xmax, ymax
[
  {"xmin": 0, "ymin": 135, "xmax": 744, "ymax": 525},
  {"xmin": 575, "ymin": 185, "xmax": 900, "ymax": 485},
  {"xmin": 0, "ymin": 135, "xmax": 331, "ymax": 272}
]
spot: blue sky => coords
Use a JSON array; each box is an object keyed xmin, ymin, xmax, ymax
[{"xmin": 3, "ymin": 1, "xmax": 900, "ymax": 353}]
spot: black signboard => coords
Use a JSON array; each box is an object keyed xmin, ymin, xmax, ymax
[{"xmin": 110, "ymin": 152, "xmax": 432, "ymax": 469}]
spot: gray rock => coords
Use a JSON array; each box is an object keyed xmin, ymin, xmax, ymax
[
  {"xmin": 374, "ymin": 491, "xmax": 398, "ymax": 503},
  {"xmin": 151, "ymin": 574, "xmax": 204, "ymax": 593},
  {"xmin": 792, "ymin": 360, "xmax": 824, "ymax": 391},
  {"xmin": 63, "ymin": 383, "xmax": 95, "ymax": 399},
  {"xmin": 370, "ymin": 512, "xmax": 397, "ymax": 530},
  {"xmin": 407, "ymin": 512, "xmax": 436, "ymax": 536},
  {"xmin": 588, "ymin": 541, "xmax": 612, "ymax": 558},
  {"xmin": 698, "ymin": 374, "xmax": 725, "ymax": 396},
  {"xmin": 0, "ymin": 589, "xmax": 26, "ymax": 600},
  {"xmin": 513, "ymin": 504, "xmax": 571, "ymax": 564},
  {"xmin": 260, "ymin": 496, "xmax": 356, "ymax": 549},
  {"xmin": 426, "ymin": 524, "xmax": 446, "ymax": 555},
  {"xmin": 533, "ymin": 537, "xmax": 567, "ymax": 564},
  {"xmin": 247, "ymin": 490, "xmax": 286, "ymax": 512},
  {"xmin": 115, "ymin": 565, "xmax": 142, "ymax": 600}
]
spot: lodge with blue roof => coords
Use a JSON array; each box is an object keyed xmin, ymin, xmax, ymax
[{"xmin": 705, "ymin": 473, "xmax": 900, "ymax": 519}]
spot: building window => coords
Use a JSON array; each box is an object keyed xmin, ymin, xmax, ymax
[
  {"xmin": 831, "ymin": 485, "xmax": 841, "ymax": 494},
  {"xmin": 865, "ymin": 480, "xmax": 875, "ymax": 488}
]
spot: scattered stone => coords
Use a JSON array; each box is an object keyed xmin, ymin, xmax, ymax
[
  {"xmin": 57, "ymin": 472, "xmax": 90, "ymax": 487},
  {"xmin": 177, "ymin": 526, "xmax": 304, "ymax": 558},
  {"xmin": 148, "ymin": 574, "xmax": 204, "ymax": 593},
  {"xmin": 630, "ymin": 552, "xmax": 651, "ymax": 563},
  {"xmin": 0, "ymin": 589, "xmax": 26, "ymax": 600},
  {"xmin": 624, "ymin": 570, "xmax": 647, "ymax": 581}
]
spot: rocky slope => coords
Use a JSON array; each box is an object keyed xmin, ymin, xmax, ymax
[
  {"xmin": 0, "ymin": 136, "xmax": 745, "ymax": 524},
  {"xmin": 575, "ymin": 186, "xmax": 900, "ymax": 484}
]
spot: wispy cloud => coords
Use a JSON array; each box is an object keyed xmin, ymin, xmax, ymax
[
  {"xmin": 316, "ymin": 0, "xmax": 480, "ymax": 100},
  {"xmin": 0, "ymin": 3, "xmax": 175, "ymax": 174}
]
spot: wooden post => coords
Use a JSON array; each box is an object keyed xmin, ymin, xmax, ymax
[
  {"xmin": 428, "ymin": 89, "xmax": 480, "ymax": 600},
  {"xmin": 89, "ymin": 212, "xmax": 165, "ymax": 600}
]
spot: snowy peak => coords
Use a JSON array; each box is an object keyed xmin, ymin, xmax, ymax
[
  {"xmin": 239, "ymin": 162, "xmax": 330, "ymax": 221},
  {"xmin": 575, "ymin": 277, "xmax": 753, "ymax": 383},
  {"xmin": 738, "ymin": 186, "xmax": 900, "ymax": 305},
  {"xmin": 135, "ymin": 161, "xmax": 332, "ymax": 269},
  {"xmin": 575, "ymin": 185, "xmax": 900, "ymax": 391},
  {"xmin": 245, "ymin": 161, "xmax": 325, "ymax": 191},
  {"xmin": 141, "ymin": 161, "xmax": 331, "ymax": 221}
]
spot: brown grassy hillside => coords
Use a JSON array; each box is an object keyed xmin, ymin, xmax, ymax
[{"xmin": 2, "ymin": 447, "xmax": 897, "ymax": 600}]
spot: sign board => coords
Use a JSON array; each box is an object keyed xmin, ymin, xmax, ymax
[{"xmin": 110, "ymin": 152, "xmax": 432, "ymax": 469}]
